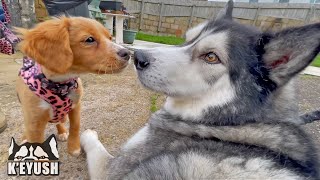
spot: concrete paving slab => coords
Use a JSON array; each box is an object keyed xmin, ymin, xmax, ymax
[
  {"xmin": 122, "ymin": 40, "xmax": 171, "ymax": 51},
  {"xmin": 303, "ymin": 66, "xmax": 320, "ymax": 77}
]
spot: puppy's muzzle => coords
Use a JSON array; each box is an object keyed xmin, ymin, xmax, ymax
[
  {"xmin": 117, "ymin": 48, "xmax": 131, "ymax": 61},
  {"xmin": 134, "ymin": 50, "xmax": 150, "ymax": 71}
]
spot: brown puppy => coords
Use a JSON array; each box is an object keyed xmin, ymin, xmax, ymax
[{"xmin": 15, "ymin": 17, "xmax": 130, "ymax": 156}]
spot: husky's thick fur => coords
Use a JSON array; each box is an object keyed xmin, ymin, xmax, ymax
[{"xmin": 81, "ymin": 1, "xmax": 320, "ymax": 179}]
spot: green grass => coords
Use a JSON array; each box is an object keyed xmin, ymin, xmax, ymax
[
  {"xmin": 311, "ymin": 55, "xmax": 320, "ymax": 67},
  {"xmin": 150, "ymin": 94, "xmax": 160, "ymax": 113},
  {"xmin": 136, "ymin": 32, "xmax": 185, "ymax": 45}
]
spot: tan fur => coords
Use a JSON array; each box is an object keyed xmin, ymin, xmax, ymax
[{"xmin": 15, "ymin": 17, "xmax": 128, "ymax": 156}]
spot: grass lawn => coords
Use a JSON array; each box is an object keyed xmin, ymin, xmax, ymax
[
  {"xmin": 150, "ymin": 94, "xmax": 160, "ymax": 113},
  {"xmin": 136, "ymin": 32, "xmax": 185, "ymax": 45},
  {"xmin": 311, "ymin": 55, "xmax": 320, "ymax": 67}
]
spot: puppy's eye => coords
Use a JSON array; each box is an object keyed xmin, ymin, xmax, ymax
[
  {"xmin": 203, "ymin": 52, "xmax": 220, "ymax": 64},
  {"xmin": 85, "ymin": 37, "xmax": 95, "ymax": 44}
]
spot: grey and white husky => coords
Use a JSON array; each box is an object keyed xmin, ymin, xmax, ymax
[{"xmin": 81, "ymin": 1, "xmax": 320, "ymax": 179}]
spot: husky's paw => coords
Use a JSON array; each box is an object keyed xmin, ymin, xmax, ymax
[
  {"xmin": 57, "ymin": 132, "xmax": 69, "ymax": 141},
  {"xmin": 80, "ymin": 129, "xmax": 99, "ymax": 152}
]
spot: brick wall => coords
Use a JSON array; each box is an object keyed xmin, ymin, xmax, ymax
[{"xmin": 129, "ymin": 15, "xmax": 208, "ymax": 37}]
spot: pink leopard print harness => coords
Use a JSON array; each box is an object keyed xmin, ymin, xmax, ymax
[{"xmin": 19, "ymin": 57, "xmax": 78, "ymax": 123}]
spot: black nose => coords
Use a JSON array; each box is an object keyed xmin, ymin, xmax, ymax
[
  {"xmin": 134, "ymin": 50, "xmax": 150, "ymax": 70},
  {"xmin": 117, "ymin": 49, "xmax": 131, "ymax": 61}
]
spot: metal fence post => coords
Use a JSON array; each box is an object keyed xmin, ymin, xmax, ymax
[
  {"xmin": 139, "ymin": 0, "xmax": 145, "ymax": 30},
  {"xmin": 158, "ymin": 2, "xmax": 164, "ymax": 32},
  {"xmin": 305, "ymin": 5, "xmax": 314, "ymax": 24},
  {"xmin": 188, "ymin": 5, "xmax": 195, "ymax": 28},
  {"xmin": 253, "ymin": 7, "xmax": 260, "ymax": 26}
]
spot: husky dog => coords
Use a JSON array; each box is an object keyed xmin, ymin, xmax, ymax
[{"xmin": 81, "ymin": 1, "xmax": 320, "ymax": 179}]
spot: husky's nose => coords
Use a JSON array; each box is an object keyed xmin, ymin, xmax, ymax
[
  {"xmin": 134, "ymin": 50, "xmax": 150, "ymax": 70},
  {"xmin": 117, "ymin": 48, "xmax": 131, "ymax": 61}
]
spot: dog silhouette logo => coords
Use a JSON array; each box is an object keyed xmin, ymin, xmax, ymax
[{"xmin": 7, "ymin": 134, "xmax": 59, "ymax": 176}]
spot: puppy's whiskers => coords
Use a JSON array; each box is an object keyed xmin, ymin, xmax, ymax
[
  {"xmin": 98, "ymin": 64, "xmax": 103, "ymax": 75},
  {"xmin": 97, "ymin": 59, "xmax": 106, "ymax": 80},
  {"xmin": 111, "ymin": 61, "xmax": 114, "ymax": 74}
]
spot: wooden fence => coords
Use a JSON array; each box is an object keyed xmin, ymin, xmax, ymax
[{"xmin": 122, "ymin": 0, "xmax": 320, "ymax": 36}]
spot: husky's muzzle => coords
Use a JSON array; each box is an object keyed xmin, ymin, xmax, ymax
[{"xmin": 134, "ymin": 50, "xmax": 150, "ymax": 71}]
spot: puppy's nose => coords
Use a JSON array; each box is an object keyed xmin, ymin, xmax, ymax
[
  {"xmin": 117, "ymin": 49, "xmax": 131, "ymax": 61},
  {"xmin": 134, "ymin": 50, "xmax": 150, "ymax": 71}
]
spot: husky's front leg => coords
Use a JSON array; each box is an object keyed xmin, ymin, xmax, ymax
[{"xmin": 81, "ymin": 129, "xmax": 113, "ymax": 180}]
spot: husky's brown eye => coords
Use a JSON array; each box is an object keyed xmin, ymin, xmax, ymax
[{"xmin": 203, "ymin": 52, "xmax": 219, "ymax": 64}]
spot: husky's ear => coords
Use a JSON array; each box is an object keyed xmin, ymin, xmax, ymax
[
  {"xmin": 9, "ymin": 138, "xmax": 17, "ymax": 157},
  {"xmin": 185, "ymin": 22, "xmax": 208, "ymax": 42},
  {"xmin": 216, "ymin": 0, "xmax": 233, "ymax": 20},
  {"xmin": 261, "ymin": 23, "xmax": 320, "ymax": 86}
]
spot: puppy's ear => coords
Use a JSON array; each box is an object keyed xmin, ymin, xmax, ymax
[
  {"xmin": 15, "ymin": 17, "xmax": 73, "ymax": 74},
  {"xmin": 216, "ymin": 0, "xmax": 233, "ymax": 21},
  {"xmin": 260, "ymin": 23, "xmax": 320, "ymax": 86}
]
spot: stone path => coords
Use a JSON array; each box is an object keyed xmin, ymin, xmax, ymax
[{"xmin": 303, "ymin": 66, "xmax": 320, "ymax": 77}]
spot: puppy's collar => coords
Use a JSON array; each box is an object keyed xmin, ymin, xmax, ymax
[{"xmin": 19, "ymin": 57, "xmax": 78, "ymax": 123}]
